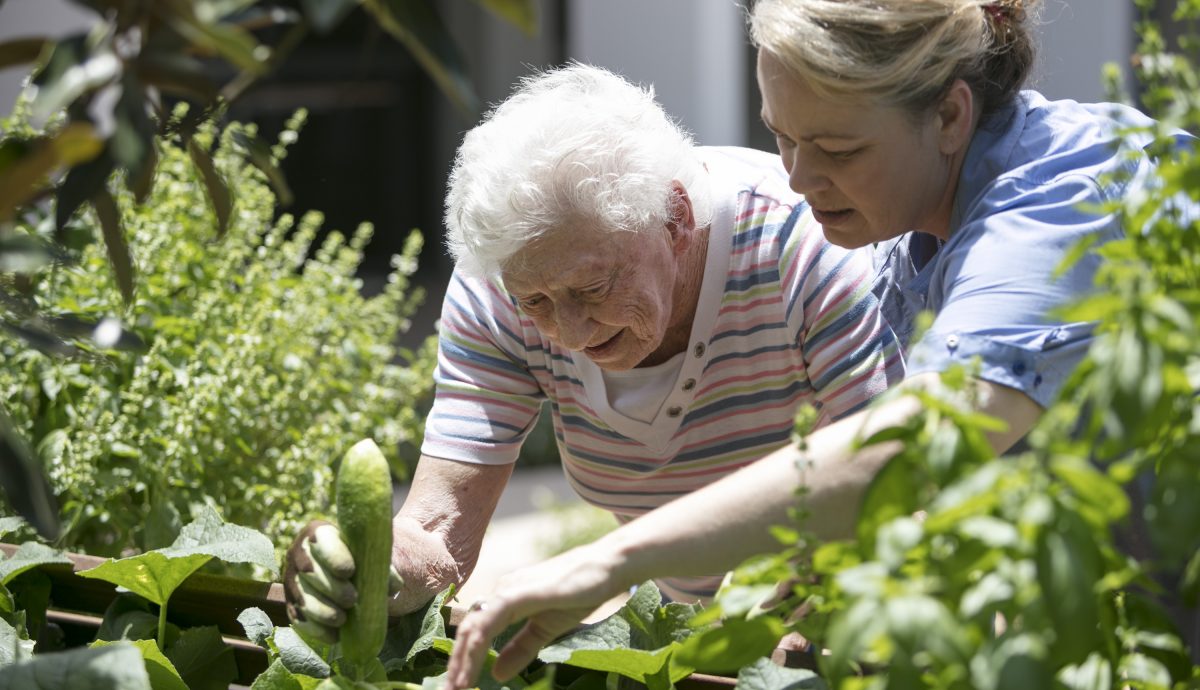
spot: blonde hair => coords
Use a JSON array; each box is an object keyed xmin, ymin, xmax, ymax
[
  {"xmin": 749, "ymin": 0, "xmax": 1037, "ymax": 116},
  {"xmin": 444, "ymin": 62, "xmax": 712, "ymax": 279}
]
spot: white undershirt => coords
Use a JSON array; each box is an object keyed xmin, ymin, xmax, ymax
[{"xmin": 600, "ymin": 352, "xmax": 687, "ymax": 423}]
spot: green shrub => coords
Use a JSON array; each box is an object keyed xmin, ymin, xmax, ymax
[{"xmin": 0, "ymin": 109, "xmax": 437, "ymax": 557}]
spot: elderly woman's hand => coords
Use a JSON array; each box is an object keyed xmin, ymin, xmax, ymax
[{"xmin": 444, "ymin": 543, "xmax": 629, "ymax": 690}]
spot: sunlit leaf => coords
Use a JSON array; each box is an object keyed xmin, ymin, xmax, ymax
[
  {"xmin": 673, "ymin": 616, "xmax": 785, "ymax": 675},
  {"xmin": 92, "ymin": 187, "xmax": 136, "ymax": 303},
  {"xmin": 735, "ymin": 657, "xmax": 827, "ymax": 690},
  {"xmin": 32, "ymin": 49, "xmax": 123, "ymax": 120},
  {"xmin": 0, "ymin": 641, "xmax": 152, "ymax": 690},
  {"xmin": 361, "ymin": 0, "xmax": 480, "ymax": 113},
  {"xmin": 157, "ymin": 0, "xmax": 268, "ymax": 74},
  {"xmin": 92, "ymin": 639, "xmax": 189, "ymax": 690}
]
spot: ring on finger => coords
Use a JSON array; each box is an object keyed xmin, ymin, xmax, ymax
[{"xmin": 468, "ymin": 599, "xmax": 488, "ymax": 613}]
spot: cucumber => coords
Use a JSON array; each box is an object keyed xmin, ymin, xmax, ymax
[{"xmin": 335, "ymin": 438, "xmax": 394, "ymax": 667}]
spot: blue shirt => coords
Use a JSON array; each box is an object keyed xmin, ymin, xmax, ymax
[{"xmin": 874, "ymin": 90, "xmax": 1172, "ymax": 407}]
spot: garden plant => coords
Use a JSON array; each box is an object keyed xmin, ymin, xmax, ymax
[{"xmin": 0, "ymin": 0, "xmax": 1198, "ymax": 688}]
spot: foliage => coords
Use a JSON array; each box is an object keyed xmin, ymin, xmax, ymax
[
  {"xmin": 708, "ymin": 3, "xmax": 1200, "ymax": 687},
  {"xmin": 0, "ymin": 108, "xmax": 437, "ymax": 558},
  {"xmin": 0, "ymin": 0, "xmax": 537, "ymax": 539}
]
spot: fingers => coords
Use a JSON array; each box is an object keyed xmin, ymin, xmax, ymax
[
  {"xmin": 492, "ymin": 617, "xmax": 569, "ymax": 681},
  {"xmin": 298, "ymin": 554, "xmax": 358, "ymax": 608},
  {"xmin": 309, "ymin": 522, "xmax": 355, "ymax": 578},
  {"xmin": 446, "ymin": 599, "xmax": 513, "ymax": 690},
  {"xmin": 294, "ymin": 576, "xmax": 347, "ymax": 627}
]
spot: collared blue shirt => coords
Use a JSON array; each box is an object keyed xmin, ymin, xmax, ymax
[{"xmin": 874, "ymin": 90, "xmax": 1178, "ymax": 407}]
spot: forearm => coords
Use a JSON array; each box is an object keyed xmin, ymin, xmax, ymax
[
  {"xmin": 601, "ymin": 394, "xmax": 916, "ymax": 589},
  {"xmin": 388, "ymin": 455, "xmax": 514, "ymax": 613}
]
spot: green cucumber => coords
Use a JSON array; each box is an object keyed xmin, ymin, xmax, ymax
[{"xmin": 335, "ymin": 438, "xmax": 394, "ymax": 667}]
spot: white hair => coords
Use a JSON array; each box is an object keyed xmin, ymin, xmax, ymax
[{"xmin": 444, "ymin": 62, "xmax": 713, "ymax": 279}]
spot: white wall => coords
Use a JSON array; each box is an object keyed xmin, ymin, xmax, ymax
[
  {"xmin": 0, "ymin": 0, "xmax": 96, "ymax": 117},
  {"xmin": 566, "ymin": 0, "xmax": 748, "ymax": 147},
  {"xmin": 1029, "ymin": 0, "xmax": 1135, "ymax": 102}
]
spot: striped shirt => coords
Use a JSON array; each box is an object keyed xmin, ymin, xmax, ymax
[{"xmin": 423, "ymin": 147, "xmax": 904, "ymax": 601}]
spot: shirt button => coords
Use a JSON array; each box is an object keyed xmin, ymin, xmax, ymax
[
  {"xmin": 1012, "ymin": 361, "xmax": 1027, "ymax": 376},
  {"xmin": 682, "ymin": 378, "xmax": 696, "ymax": 392},
  {"xmin": 667, "ymin": 406, "xmax": 683, "ymax": 418},
  {"xmin": 946, "ymin": 334, "xmax": 959, "ymax": 350},
  {"xmin": 693, "ymin": 342, "xmax": 706, "ymax": 358}
]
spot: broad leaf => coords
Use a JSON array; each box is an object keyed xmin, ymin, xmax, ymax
[
  {"xmin": 360, "ymin": 0, "xmax": 479, "ymax": 113},
  {"xmin": 273, "ymin": 626, "xmax": 330, "ymax": 678},
  {"xmin": 735, "ymin": 657, "xmax": 827, "ymax": 690},
  {"xmin": 94, "ymin": 639, "xmax": 189, "ymax": 690},
  {"xmin": 537, "ymin": 583, "xmax": 699, "ymax": 688},
  {"xmin": 165, "ymin": 625, "xmax": 237, "ymax": 690},
  {"xmin": 96, "ymin": 594, "xmax": 167, "ymax": 643},
  {"xmin": 0, "ymin": 517, "xmax": 25, "ymax": 539},
  {"xmin": 0, "ymin": 641, "xmax": 152, "ymax": 689},
  {"xmin": 92, "ymin": 187, "xmax": 136, "ymax": 304},
  {"xmin": 113, "ymin": 74, "xmax": 157, "ymax": 201},
  {"xmin": 381, "ymin": 584, "xmax": 452, "ymax": 670},
  {"xmin": 249, "ymin": 659, "xmax": 304, "ymax": 690},
  {"xmin": 673, "ymin": 615, "xmax": 785, "ymax": 675},
  {"xmin": 238, "ymin": 606, "xmax": 274, "ymax": 647},
  {"xmin": 0, "ymin": 613, "xmax": 35, "ymax": 666},
  {"xmin": 78, "ymin": 506, "xmax": 277, "ymax": 606}
]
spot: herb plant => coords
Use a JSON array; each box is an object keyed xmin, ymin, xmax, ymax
[{"xmin": 0, "ymin": 107, "xmax": 437, "ymax": 557}]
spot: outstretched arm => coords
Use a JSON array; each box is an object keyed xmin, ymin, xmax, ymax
[
  {"xmin": 388, "ymin": 454, "xmax": 514, "ymax": 614},
  {"xmin": 445, "ymin": 373, "xmax": 1040, "ymax": 689}
]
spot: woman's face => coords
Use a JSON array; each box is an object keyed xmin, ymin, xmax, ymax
[
  {"xmin": 501, "ymin": 213, "xmax": 692, "ymax": 371},
  {"xmin": 756, "ymin": 48, "xmax": 962, "ymax": 247}
]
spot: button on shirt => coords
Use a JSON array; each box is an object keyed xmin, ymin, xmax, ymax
[{"xmin": 873, "ymin": 90, "xmax": 1180, "ymax": 408}]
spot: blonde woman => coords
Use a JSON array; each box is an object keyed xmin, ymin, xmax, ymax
[{"xmin": 445, "ymin": 2, "xmax": 1196, "ymax": 687}]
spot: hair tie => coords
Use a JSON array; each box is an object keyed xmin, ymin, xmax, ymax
[{"xmin": 983, "ymin": 3, "xmax": 1008, "ymax": 23}]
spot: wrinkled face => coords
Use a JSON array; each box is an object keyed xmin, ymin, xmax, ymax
[
  {"xmin": 501, "ymin": 220, "xmax": 684, "ymax": 371},
  {"xmin": 756, "ymin": 48, "xmax": 955, "ymax": 248}
]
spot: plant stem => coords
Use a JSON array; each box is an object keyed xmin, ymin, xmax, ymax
[{"xmin": 158, "ymin": 601, "xmax": 168, "ymax": 649}]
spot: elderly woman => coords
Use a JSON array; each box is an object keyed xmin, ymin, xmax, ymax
[
  {"xmin": 282, "ymin": 63, "xmax": 902, "ymax": 640},
  {"xmin": 443, "ymin": 2, "xmax": 1196, "ymax": 687}
]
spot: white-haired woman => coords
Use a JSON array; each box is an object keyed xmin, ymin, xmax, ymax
[
  {"xmin": 444, "ymin": 2, "xmax": 1196, "ymax": 687},
  {"xmin": 282, "ymin": 62, "xmax": 902, "ymax": 642}
]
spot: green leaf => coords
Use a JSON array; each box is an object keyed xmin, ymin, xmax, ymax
[
  {"xmin": 0, "ymin": 37, "xmax": 49, "ymax": 70},
  {"xmin": 78, "ymin": 506, "xmax": 277, "ymax": 606},
  {"xmin": 0, "ymin": 517, "xmax": 25, "ymax": 539},
  {"xmin": 56, "ymin": 146, "xmax": 114, "ymax": 235},
  {"xmin": 96, "ymin": 594, "xmax": 166, "ymax": 643},
  {"xmin": 1035, "ymin": 513, "xmax": 1103, "ymax": 665},
  {"xmin": 470, "ymin": 0, "xmax": 537, "ymax": 35},
  {"xmin": 1049, "ymin": 455, "xmax": 1130, "ymax": 525},
  {"xmin": 381, "ymin": 584, "xmax": 452, "ymax": 670},
  {"xmin": 31, "ymin": 44, "xmax": 122, "ymax": 120},
  {"xmin": 360, "ymin": 0, "xmax": 480, "ymax": 113},
  {"xmin": 300, "ymin": 0, "xmax": 358, "ymax": 33},
  {"xmin": 187, "ymin": 137, "xmax": 233, "ymax": 237},
  {"xmin": 1117, "ymin": 652, "xmax": 1171, "ymax": 688},
  {"xmin": 0, "ymin": 614, "xmax": 36, "ymax": 666},
  {"xmin": 856, "ymin": 455, "xmax": 919, "ymax": 550},
  {"xmin": 238, "ymin": 607, "xmax": 275, "ymax": 647},
  {"xmin": 0, "ymin": 641, "xmax": 153, "ymax": 689},
  {"xmin": 1182, "ymin": 547, "xmax": 1200, "ymax": 606},
  {"xmin": 92, "ymin": 187, "xmax": 136, "ymax": 304},
  {"xmin": 78, "ymin": 551, "xmax": 212, "ymax": 607},
  {"xmin": 132, "ymin": 49, "xmax": 220, "ymax": 103},
  {"xmin": 537, "ymin": 583, "xmax": 698, "ymax": 687},
  {"xmin": 113, "ymin": 75, "xmax": 158, "ymax": 202},
  {"xmin": 93, "ymin": 639, "xmax": 189, "ymax": 690},
  {"xmin": 157, "ymin": 0, "xmax": 268, "ymax": 74},
  {"xmin": 165, "ymin": 625, "xmax": 237, "ymax": 690},
  {"xmin": 273, "ymin": 626, "xmax": 330, "ymax": 678},
  {"xmin": 249, "ymin": 659, "xmax": 305, "ymax": 690},
  {"xmin": 1057, "ymin": 652, "xmax": 1112, "ymax": 690},
  {"xmin": 735, "ymin": 657, "xmax": 827, "ymax": 690},
  {"xmin": 673, "ymin": 616, "xmax": 785, "ymax": 675},
  {"xmin": 232, "ymin": 130, "xmax": 293, "ymax": 206}
]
